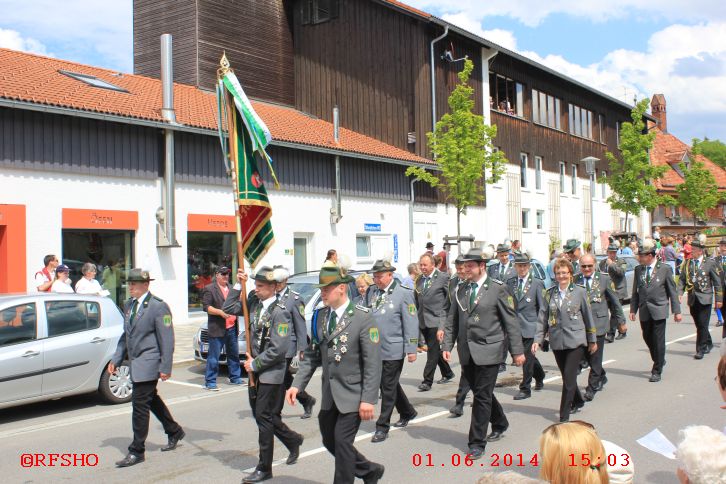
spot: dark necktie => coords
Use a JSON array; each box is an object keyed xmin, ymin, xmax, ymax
[
  {"xmin": 328, "ymin": 310, "xmax": 337, "ymax": 336},
  {"xmin": 499, "ymin": 265, "xmax": 505, "ymax": 279},
  {"xmin": 585, "ymin": 277, "xmax": 592, "ymax": 293},
  {"xmin": 129, "ymin": 299, "xmax": 138, "ymax": 325},
  {"xmin": 469, "ymin": 282, "xmax": 478, "ymax": 306},
  {"xmin": 424, "ymin": 276, "xmax": 431, "ymax": 290},
  {"xmin": 517, "ymin": 278, "xmax": 524, "ymax": 298}
]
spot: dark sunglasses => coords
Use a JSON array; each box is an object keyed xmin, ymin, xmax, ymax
[{"xmin": 580, "ymin": 264, "xmax": 594, "ymax": 268}]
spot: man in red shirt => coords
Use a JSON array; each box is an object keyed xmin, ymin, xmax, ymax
[
  {"xmin": 683, "ymin": 235, "xmax": 693, "ymax": 261},
  {"xmin": 34, "ymin": 254, "xmax": 59, "ymax": 292}
]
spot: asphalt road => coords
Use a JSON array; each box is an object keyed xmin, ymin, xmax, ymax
[{"xmin": 0, "ymin": 313, "xmax": 723, "ymax": 484}]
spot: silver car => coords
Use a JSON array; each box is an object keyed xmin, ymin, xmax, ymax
[
  {"xmin": 192, "ymin": 322, "xmax": 247, "ymax": 365},
  {"xmin": 0, "ymin": 293, "xmax": 132, "ymax": 410}
]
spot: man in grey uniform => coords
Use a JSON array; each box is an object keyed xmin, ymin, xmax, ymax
[
  {"xmin": 563, "ymin": 239, "xmax": 582, "ymax": 275},
  {"xmin": 600, "ymin": 242, "xmax": 629, "ymax": 342},
  {"xmin": 415, "ymin": 253, "xmax": 455, "ymax": 391},
  {"xmin": 109, "ymin": 269, "xmax": 184, "ymax": 468},
  {"xmin": 488, "ymin": 244, "xmax": 516, "ymax": 282},
  {"xmin": 575, "ymin": 254, "xmax": 625, "ymax": 400},
  {"xmin": 369, "ymin": 259, "xmax": 419, "ymax": 443},
  {"xmin": 443, "ymin": 248, "xmax": 525, "ymax": 458},
  {"xmin": 287, "ymin": 265, "xmax": 384, "ymax": 484},
  {"xmin": 506, "ymin": 252, "xmax": 546, "ymax": 401},
  {"xmin": 273, "ymin": 265, "xmax": 316, "ymax": 419}
]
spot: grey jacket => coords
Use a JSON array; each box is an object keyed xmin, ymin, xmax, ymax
[
  {"xmin": 369, "ymin": 280, "xmax": 419, "ymax": 360},
  {"xmin": 678, "ymin": 257, "xmax": 723, "ymax": 307},
  {"xmin": 598, "ymin": 257, "xmax": 628, "ymax": 300},
  {"xmin": 506, "ymin": 274, "xmax": 545, "ymax": 339},
  {"xmin": 112, "ymin": 293, "xmax": 175, "ymax": 383},
  {"xmin": 630, "ymin": 262, "xmax": 681, "ymax": 321},
  {"xmin": 574, "ymin": 272, "xmax": 625, "ymax": 336},
  {"xmin": 536, "ymin": 284, "xmax": 597, "ymax": 351},
  {"xmin": 414, "ymin": 269, "xmax": 450, "ymax": 330},
  {"xmin": 488, "ymin": 262, "xmax": 516, "ymax": 283},
  {"xmin": 292, "ymin": 302, "xmax": 381, "ymax": 414},
  {"xmin": 443, "ymin": 277, "xmax": 524, "ymax": 366},
  {"xmin": 278, "ymin": 286, "xmax": 308, "ymax": 358}
]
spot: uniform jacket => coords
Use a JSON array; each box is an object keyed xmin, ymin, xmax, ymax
[
  {"xmin": 678, "ymin": 257, "xmax": 723, "ymax": 307},
  {"xmin": 488, "ymin": 262, "xmax": 516, "ymax": 283},
  {"xmin": 278, "ymin": 286, "xmax": 308, "ymax": 358},
  {"xmin": 202, "ymin": 282, "xmax": 236, "ymax": 338},
  {"xmin": 506, "ymin": 273, "xmax": 545, "ymax": 339},
  {"xmin": 369, "ymin": 280, "xmax": 419, "ymax": 360},
  {"xmin": 292, "ymin": 302, "xmax": 381, "ymax": 414},
  {"xmin": 598, "ymin": 257, "xmax": 628, "ymax": 300},
  {"xmin": 574, "ymin": 272, "xmax": 624, "ymax": 336},
  {"xmin": 414, "ymin": 269, "xmax": 450, "ymax": 330},
  {"xmin": 112, "ymin": 293, "xmax": 175, "ymax": 383},
  {"xmin": 443, "ymin": 276, "xmax": 524, "ymax": 366},
  {"xmin": 536, "ymin": 284, "xmax": 596, "ymax": 351},
  {"xmin": 717, "ymin": 254, "xmax": 726, "ymax": 292},
  {"xmin": 630, "ymin": 262, "xmax": 681, "ymax": 321}
]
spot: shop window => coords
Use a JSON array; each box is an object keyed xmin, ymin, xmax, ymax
[{"xmin": 188, "ymin": 232, "xmax": 238, "ymax": 311}]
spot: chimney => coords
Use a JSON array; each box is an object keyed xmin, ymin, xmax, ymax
[{"xmin": 651, "ymin": 94, "xmax": 667, "ymax": 133}]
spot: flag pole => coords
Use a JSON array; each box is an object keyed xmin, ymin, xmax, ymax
[{"xmin": 218, "ymin": 53, "xmax": 255, "ymax": 389}]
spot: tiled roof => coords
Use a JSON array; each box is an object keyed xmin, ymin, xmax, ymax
[
  {"xmin": 0, "ymin": 48, "xmax": 432, "ymax": 165},
  {"xmin": 651, "ymin": 127, "xmax": 726, "ymax": 191},
  {"xmin": 380, "ymin": 0, "xmax": 431, "ymax": 18}
]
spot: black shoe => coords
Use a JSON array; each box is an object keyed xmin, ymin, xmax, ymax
[
  {"xmin": 605, "ymin": 334, "xmax": 615, "ymax": 343},
  {"xmin": 498, "ymin": 363, "xmax": 506, "ymax": 373},
  {"xmin": 570, "ymin": 404, "xmax": 583, "ymax": 414},
  {"xmin": 705, "ymin": 343, "xmax": 714, "ymax": 354},
  {"xmin": 649, "ymin": 373, "xmax": 661, "ymax": 382},
  {"xmin": 371, "ymin": 430, "xmax": 388, "ymax": 443},
  {"xmin": 534, "ymin": 380, "xmax": 544, "ymax": 391},
  {"xmin": 286, "ymin": 436, "xmax": 303, "ymax": 465},
  {"xmin": 559, "ymin": 417, "xmax": 569, "ymax": 423},
  {"xmin": 301, "ymin": 396, "xmax": 316, "ymax": 419},
  {"xmin": 242, "ymin": 470, "xmax": 272, "ymax": 483},
  {"xmin": 363, "ymin": 464, "xmax": 385, "ymax": 484},
  {"xmin": 115, "ymin": 453, "xmax": 145, "ymax": 468},
  {"xmin": 583, "ymin": 389, "xmax": 595, "ymax": 402},
  {"xmin": 393, "ymin": 411, "xmax": 417, "ymax": 428},
  {"xmin": 161, "ymin": 429, "xmax": 185, "ymax": 452},
  {"xmin": 468, "ymin": 448, "xmax": 484, "ymax": 460},
  {"xmin": 437, "ymin": 374, "xmax": 455, "ymax": 384},
  {"xmin": 449, "ymin": 403, "xmax": 464, "ymax": 417},
  {"xmin": 513, "ymin": 391, "xmax": 531, "ymax": 400},
  {"xmin": 694, "ymin": 352, "xmax": 704, "ymax": 360},
  {"xmin": 418, "ymin": 383, "xmax": 432, "ymax": 391},
  {"xmin": 486, "ymin": 430, "xmax": 505, "ymax": 442},
  {"xmin": 615, "ymin": 332, "xmax": 627, "ymax": 340},
  {"xmin": 596, "ymin": 376, "xmax": 608, "ymax": 391}
]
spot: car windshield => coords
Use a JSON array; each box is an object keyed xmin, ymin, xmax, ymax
[{"xmin": 287, "ymin": 281, "xmax": 318, "ymax": 305}]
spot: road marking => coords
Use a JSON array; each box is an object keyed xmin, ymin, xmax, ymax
[
  {"xmin": 665, "ymin": 330, "xmax": 714, "ymax": 346},
  {"xmin": 542, "ymin": 359, "xmax": 616, "ymax": 384},
  {"xmin": 166, "ymin": 379, "xmax": 211, "ymax": 389}
]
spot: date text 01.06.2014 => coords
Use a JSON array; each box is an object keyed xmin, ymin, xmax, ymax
[{"xmin": 412, "ymin": 453, "xmax": 539, "ymax": 469}]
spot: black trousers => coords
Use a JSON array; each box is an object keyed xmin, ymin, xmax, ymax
[
  {"xmin": 690, "ymin": 301, "xmax": 713, "ymax": 353},
  {"xmin": 607, "ymin": 299, "xmax": 626, "ymax": 336},
  {"xmin": 461, "ymin": 362, "xmax": 508, "ymax": 451},
  {"xmin": 319, "ymin": 403, "xmax": 378, "ymax": 484},
  {"xmin": 586, "ymin": 335, "xmax": 606, "ymax": 391},
  {"xmin": 129, "ymin": 380, "xmax": 181, "ymax": 455},
  {"xmin": 282, "ymin": 357, "xmax": 313, "ymax": 407},
  {"xmin": 640, "ymin": 318, "xmax": 666, "ymax": 374},
  {"xmin": 455, "ymin": 373, "xmax": 470, "ymax": 406},
  {"xmin": 249, "ymin": 383, "xmax": 301, "ymax": 472},
  {"xmin": 376, "ymin": 359, "xmax": 415, "ymax": 432},
  {"xmin": 553, "ymin": 347, "xmax": 585, "ymax": 421},
  {"xmin": 520, "ymin": 337, "xmax": 545, "ymax": 393},
  {"xmin": 421, "ymin": 326, "xmax": 454, "ymax": 384}
]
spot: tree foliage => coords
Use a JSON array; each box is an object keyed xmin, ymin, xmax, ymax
[
  {"xmin": 692, "ymin": 137, "xmax": 726, "ymax": 169},
  {"xmin": 406, "ymin": 59, "xmax": 507, "ymax": 238},
  {"xmin": 676, "ymin": 160, "xmax": 722, "ymax": 227},
  {"xmin": 603, "ymin": 99, "xmax": 674, "ymax": 227}
]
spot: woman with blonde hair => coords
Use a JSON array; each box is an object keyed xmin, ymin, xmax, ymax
[
  {"xmin": 540, "ymin": 421, "xmax": 609, "ymax": 484},
  {"xmin": 354, "ymin": 273, "xmax": 373, "ymax": 306}
]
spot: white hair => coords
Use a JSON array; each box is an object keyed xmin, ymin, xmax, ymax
[
  {"xmin": 272, "ymin": 267, "xmax": 290, "ymax": 282},
  {"xmin": 482, "ymin": 245, "xmax": 496, "ymax": 260},
  {"xmin": 677, "ymin": 425, "xmax": 726, "ymax": 484}
]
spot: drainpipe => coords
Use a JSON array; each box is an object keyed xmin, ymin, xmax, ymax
[
  {"xmin": 157, "ymin": 33, "xmax": 180, "ymax": 247},
  {"xmin": 409, "ymin": 178, "xmax": 419, "ymax": 261},
  {"xmin": 330, "ymin": 106, "xmax": 342, "ymax": 224},
  {"xmin": 430, "ymin": 25, "xmax": 449, "ymax": 134}
]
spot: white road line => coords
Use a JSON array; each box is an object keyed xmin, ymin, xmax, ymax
[
  {"xmin": 165, "ymin": 379, "xmax": 211, "ymax": 389},
  {"xmin": 665, "ymin": 330, "xmax": 717, "ymax": 346},
  {"xmin": 541, "ymin": 359, "xmax": 617, "ymax": 384}
]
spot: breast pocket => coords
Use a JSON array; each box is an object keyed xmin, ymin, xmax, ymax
[{"xmin": 345, "ymin": 374, "xmax": 361, "ymax": 385}]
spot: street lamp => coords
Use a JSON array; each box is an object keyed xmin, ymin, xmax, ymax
[{"xmin": 581, "ymin": 156, "xmax": 600, "ymax": 253}]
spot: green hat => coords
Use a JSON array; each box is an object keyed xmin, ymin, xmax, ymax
[
  {"xmin": 606, "ymin": 242, "xmax": 619, "ymax": 252},
  {"xmin": 513, "ymin": 251, "xmax": 531, "ymax": 264},
  {"xmin": 371, "ymin": 259, "xmax": 396, "ymax": 273},
  {"xmin": 315, "ymin": 265, "xmax": 355, "ymax": 288},
  {"xmin": 460, "ymin": 248, "xmax": 485, "ymax": 263},
  {"xmin": 496, "ymin": 243, "xmax": 510, "ymax": 253},
  {"xmin": 563, "ymin": 239, "xmax": 581, "ymax": 253},
  {"xmin": 252, "ymin": 266, "xmax": 277, "ymax": 283},
  {"xmin": 127, "ymin": 268, "xmax": 154, "ymax": 282},
  {"xmin": 719, "ymin": 238, "xmax": 726, "ymax": 245}
]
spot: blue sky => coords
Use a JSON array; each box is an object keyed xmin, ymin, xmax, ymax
[{"xmin": 0, "ymin": 0, "xmax": 724, "ymax": 144}]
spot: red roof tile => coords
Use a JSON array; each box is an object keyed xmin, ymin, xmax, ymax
[
  {"xmin": 651, "ymin": 127, "xmax": 726, "ymax": 191},
  {"xmin": 379, "ymin": 0, "xmax": 432, "ymax": 18},
  {"xmin": 0, "ymin": 48, "xmax": 432, "ymax": 165}
]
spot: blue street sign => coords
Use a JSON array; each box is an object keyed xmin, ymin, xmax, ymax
[
  {"xmin": 393, "ymin": 234, "xmax": 399, "ymax": 263},
  {"xmin": 364, "ymin": 223, "xmax": 381, "ymax": 232}
]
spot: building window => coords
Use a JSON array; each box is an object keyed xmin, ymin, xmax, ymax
[
  {"xmin": 532, "ymin": 89, "xmax": 561, "ymax": 129},
  {"xmin": 188, "ymin": 232, "xmax": 238, "ymax": 311},
  {"xmin": 559, "ymin": 162, "xmax": 566, "ymax": 194},
  {"xmin": 356, "ymin": 236, "xmax": 371, "ymax": 258},
  {"xmin": 601, "ymin": 170, "xmax": 607, "ymax": 198},
  {"xmin": 520, "ymin": 153, "xmax": 528, "ymax": 188},
  {"xmin": 535, "ymin": 156, "xmax": 543, "ymax": 190},
  {"xmin": 522, "ymin": 209, "xmax": 530, "ymax": 229},
  {"xmin": 569, "ymin": 103, "xmax": 593, "ymax": 139},
  {"xmin": 489, "ymin": 73, "xmax": 524, "ymax": 117},
  {"xmin": 536, "ymin": 210, "xmax": 544, "ymax": 230},
  {"xmin": 571, "ymin": 164, "xmax": 577, "ymax": 195},
  {"xmin": 598, "ymin": 114, "xmax": 605, "ymax": 143},
  {"xmin": 301, "ymin": 0, "xmax": 339, "ymax": 25}
]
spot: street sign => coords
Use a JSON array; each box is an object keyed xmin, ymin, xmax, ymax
[
  {"xmin": 393, "ymin": 234, "xmax": 399, "ymax": 263},
  {"xmin": 364, "ymin": 223, "xmax": 381, "ymax": 232}
]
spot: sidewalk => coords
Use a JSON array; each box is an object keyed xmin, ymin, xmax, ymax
[{"xmin": 173, "ymin": 313, "xmax": 207, "ymax": 363}]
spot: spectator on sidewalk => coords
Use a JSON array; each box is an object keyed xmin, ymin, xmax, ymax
[
  {"xmin": 402, "ymin": 262, "xmax": 419, "ymax": 289},
  {"xmin": 50, "ymin": 265, "xmax": 74, "ymax": 293},
  {"xmin": 676, "ymin": 425, "xmax": 726, "ymax": 484},
  {"xmin": 322, "ymin": 249, "xmax": 338, "ymax": 268},
  {"xmin": 75, "ymin": 262, "xmax": 109, "ymax": 296},
  {"xmin": 201, "ymin": 266, "xmax": 243, "ymax": 390},
  {"xmin": 354, "ymin": 273, "xmax": 373, "ymax": 306},
  {"xmin": 34, "ymin": 254, "xmax": 59, "ymax": 292}
]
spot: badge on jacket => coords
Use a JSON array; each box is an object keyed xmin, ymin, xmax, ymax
[
  {"xmin": 407, "ymin": 304, "xmax": 417, "ymax": 315},
  {"xmin": 277, "ymin": 323, "xmax": 289, "ymax": 336},
  {"xmin": 163, "ymin": 315, "xmax": 172, "ymax": 327},
  {"xmin": 369, "ymin": 327, "xmax": 380, "ymax": 343}
]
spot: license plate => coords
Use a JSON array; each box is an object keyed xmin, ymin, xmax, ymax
[{"xmin": 201, "ymin": 343, "xmax": 208, "ymax": 353}]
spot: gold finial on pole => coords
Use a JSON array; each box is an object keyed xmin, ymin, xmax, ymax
[{"xmin": 217, "ymin": 51, "xmax": 231, "ymax": 78}]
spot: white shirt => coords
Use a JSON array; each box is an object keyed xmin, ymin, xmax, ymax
[
  {"xmin": 558, "ymin": 286, "xmax": 569, "ymax": 306},
  {"xmin": 647, "ymin": 260, "xmax": 658, "ymax": 275},
  {"xmin": 328, "ymin": 299, "xmax": 349, "ymax": 329},
  {"xmin": 260, "ymin": 295, "xmax": 277, "ymax": 312},
  {"xmin": 471, "ymin": 272, "xmax": 488, "ymax": 298},
  {"xmin": 34, "ymin": 268, "xmax": 54, "ymax": 291},
  {"xmin": 133, "ymin": 291, "xmax": 150, "ymax": 307},
  {"xmin": 75, "ymin": 277, "xmax": 107, "ymax": 296},
  {"xmin": 51, "ymin": 279, "xmax": 74, "ymax": 293}
]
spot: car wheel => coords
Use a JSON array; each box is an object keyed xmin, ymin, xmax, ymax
[{"xmin": 99, "ymin": 362, "xmax": 133, "ymax": 404}]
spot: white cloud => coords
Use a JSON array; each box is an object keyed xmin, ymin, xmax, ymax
[{"xmin": 0, "ymin": 28, "xmax": 50, "ymax": 56}]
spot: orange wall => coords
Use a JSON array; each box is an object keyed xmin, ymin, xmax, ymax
[{"xmin": 0, "ymin": 204, "xmax": 27, "ymax": 293}]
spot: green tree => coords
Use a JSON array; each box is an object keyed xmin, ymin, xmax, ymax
[
  {"xmin": 406, "ymin": 59, "xmax": 506, "ymax": 242},
  {"xmin": 603, "ymin": 99, "xmax": 674, "ymax": 230},
  {"xmin": 692, "ymin": 137, "xmax": 726, "ymax": 168},
  {"xmin": 676, "ymin": 160, "xmax": 722, "ymax": 229}
]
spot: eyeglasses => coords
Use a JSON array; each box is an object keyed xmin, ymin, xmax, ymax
[{"xmin": 580, "ymin": 265, "xmax": 594, "ymax": 268}]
